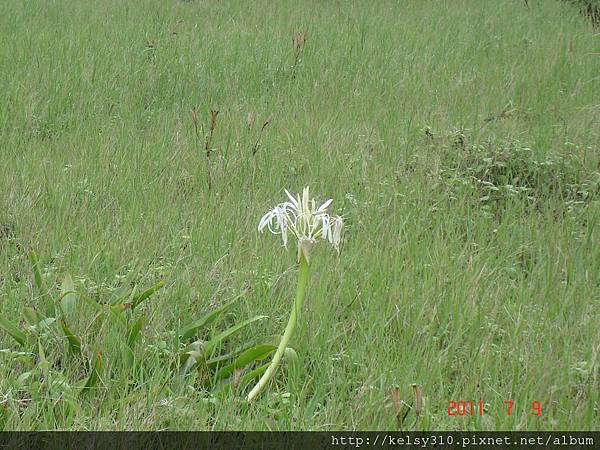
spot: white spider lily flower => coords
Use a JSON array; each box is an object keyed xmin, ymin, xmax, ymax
[{"xmin": 258, "ymin": 186, "xmax": 343, "ymax": 262}]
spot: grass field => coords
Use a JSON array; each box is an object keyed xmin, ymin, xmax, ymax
[{"xmin": 1, "ymin": 0, "xmax": 599, "ymax": 431}]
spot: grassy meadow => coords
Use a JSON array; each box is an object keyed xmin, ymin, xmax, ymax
[{"xmin": 1, "ymin": 0, "xmax": 599, "ymax": 431}]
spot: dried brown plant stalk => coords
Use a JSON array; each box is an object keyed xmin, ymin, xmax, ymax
[
  {"xmin": 252, "ymin": 115, "xmax": 272, "ymax": 157},
  {"xmin": 190, "ymin": 107, "xmax": 219, "ymax": 190},
  {"xmin": 412, "ymin": 383, "xmax": 422, "ymax": 421},
  {"xmin": 291, "ymin": 28, "xmax": 308, "ymax": 78},
  {"xmin": 251, "ymin": 114, "xmax": 273, "ymax": 184},
  {"xmin": 206, "ymin": 109, "xmax": 219, "ymax": 157}
]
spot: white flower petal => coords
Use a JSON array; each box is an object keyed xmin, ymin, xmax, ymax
[
  {"xmin": 316, "ymin": 198, "xmax": 333, "ymax": 214},
  {"xmin": 284, "ymin": 189, "xmax": 299, "ymax": 210},
  {"xmin": 258, "ymin": 209, "xmax": 275, "ymax": 232},
  {"xmin": 321, "ymin": 214, "xmax": 330, "ymax": 240},
  {"xmin": 302, "ymin": 186, "xmax": 310, "ymax": 216},
  {"xmin": 331, "ymin": 216, "xmax": 343, "ymax": 248}
]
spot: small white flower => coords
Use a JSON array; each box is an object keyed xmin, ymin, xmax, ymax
[{"xmin": 259, "ymin": 186, "xmax": 343, "ymax": 262}]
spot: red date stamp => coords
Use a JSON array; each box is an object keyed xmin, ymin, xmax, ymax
[{"xmin": 447, "ymin": 400, "xmax": 542, "ymax": 416}]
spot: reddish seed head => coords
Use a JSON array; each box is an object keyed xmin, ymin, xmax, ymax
[
  {"xmin": 210, "ymin": 110, "xmax": 219, "ymax": 131},
  {"xmin": 412, "ymin": 384, "xmax": 422, "ymax": 417}
]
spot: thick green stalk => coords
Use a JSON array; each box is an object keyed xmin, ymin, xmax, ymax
[{"xmin": 247, "ymin": 253, "xmax": 310, "ymax": 402}]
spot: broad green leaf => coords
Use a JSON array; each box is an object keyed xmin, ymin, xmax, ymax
[
  {"xmin": 130, "ymin": 280, "xmax": 165, "ymax": 310},
  {"xmin": 126, "ymin": 315, "xmax": 146, "ymax": 349},
  {"xmin": 59, "ymin": 319, "xmax": 82, "ymax": 357},
  {"xmin": 80, "ymin": 295, "xmax": 105, "ymax": 314},
  {"xmin": 183, "ymin": 339, "xmax": 204, "ymax": 353},
  {"xmin": 16, "ymin": 371, "xmax": 32, "ymax": 388},
  {"xmin": 44, "ymin": 302, "xmax": 56, "ymax": 319},
  {"xmin": 33, "ymin": 317, "xmax": 56, "ymax": 330},
  {"xmin": 206, "ymin": 352, "xmax": 238, "ymax": 369},
  {"xmin": 27, "ymin": 250, "xmax": 43, "ymax": 292},
  {"xmin": 50, "ymin": 373, "xmax": 72, "ymax": 393},
  {"xmin": 108, "ymin": 305, "xmax": 127, "ymax": 326},
  {"xmin": 60, "ymin": 274, "xmax": 77, "ymax": 317},
  {"xmin": 205, "ymin": 341, "xmax": 257, "ymax": 369},
  {"xmin": 179, "ymin": 294, "xmax": 245, "ymax": 341},
  {"xmin": 121, "ymin": 346, "xmax": 134, "ymax": 371},
  {"xmin": 0, "ymin": 316, "xmax": 26, "ymax": 346},
  {"xmin": 29, "ymin": 380, "xmax": 42, "ymax": 400},
  {"xmin": 82, "ymin": 351, "xmax": 103, "ymax": 392},
  {"xmin": 179, "ymin": 340, "xmax": 204, "ymax": 367},
  {"xmin": 23, "ymin": 307, "xmax": 43, "ymax": 326},
  {"xmin": 217, "ymin": 362, "xmax": 270, "ymax": 395},
  {"xmin": 27, "ymin": 250, "xmax": 55, "ymax": 318},
  {"xmin": 175, "ymin": 348, "xmax": 209, "ymax": 391},
  {"xmin": 203, "ymin": 315, "xmax": 267, "ymax": 357},
  {"xmin": 214, "ymin": 344, "xmax": 276, "ymax": 381},
  {"xmin": 108, "ymin": 265, "xmax": 142, "ymax": 306},
  {"xmin": 178, "ymin": 349, "xmax": 205, "ymax": 377}
]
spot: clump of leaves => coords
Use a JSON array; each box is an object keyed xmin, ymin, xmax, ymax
[
  {"xmin": 0, "ymin": 251, "xmax": 294, "ymax": 416},
  {"xmin": 563, "ymin": 0, "xmax": 600, "ymax": 27},
  {"xmin": 175, "ymin": 290, "xmax": 299, "ymax": 395},
  {"xmin": 436, "ymin": 138, "xmax": 599, "ymax": 211},
  {"xmin": 0, "ymin": 251, "xmax": 166, "ymax": 406}
]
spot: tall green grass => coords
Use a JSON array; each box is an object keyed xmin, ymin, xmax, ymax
[{"xmin": 1, "ymin": 0, "xmax": 599, "ymax": 430}]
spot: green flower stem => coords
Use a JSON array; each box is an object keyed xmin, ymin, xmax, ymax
[{"xmin": 247, "ymin": 252, "xmax": 310, "ymax": 402}]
